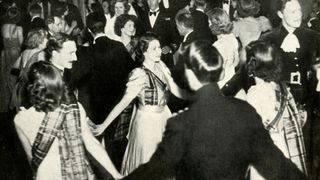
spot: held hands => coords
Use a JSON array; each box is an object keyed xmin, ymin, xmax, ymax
[
  {"xmin": 91, "ymin": 123, "xmax": 108, "ymax": 136},
  {"xmin": 113, "ymin": 173, "xmax": 124, "ymax": 180},
  {"xmin": 86, "ymin": 117, "xmax": 107, "ymax": 136}
]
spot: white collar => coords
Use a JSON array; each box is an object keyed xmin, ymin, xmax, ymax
[
  {"xmin": 282, "ymin": 23, "xmax": 296, "ymax": 34},
  {"xmin": 150, "ymin": 8, "xmax": 160, "ymax": 13},
  {"xmin": 93, "ymin": 33, "xmax": 107, "ymax": 44},
  {"xmin": 183, "ymin": 30, "xmax": 193, "ymax": 42},
  {"xmin": 196, "ymin": 8, "xmax": 204, "ymax": 13},
  {"xmin": 31, "ymin": 15, "xmax": 41, "ymax": 22}
]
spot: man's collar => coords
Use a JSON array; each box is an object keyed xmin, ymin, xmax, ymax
[
  {"xmin": 31, "ymin": 15, "xmax": 41, "ymax": 22},
  {"xmin": 183, "ymin": 30, "xmax": 193, "ymax": 42},
  {"xmin": 195, "ymin": 8, "xmax": 204, "ymax": 13},
  {"xmin": 150, "ymin": 8, "xmax": 160, "ymax": 12},
  {"xmin": 51, "ymin": 61, "xmax": 64, "ymax": 72},
  {"xmin": 93, "ymin": 33, "xmax": 107, "ymax": 44},
  {"xmin": 282, "ymin": 22, "xmax": 297, "ymax": 34}
]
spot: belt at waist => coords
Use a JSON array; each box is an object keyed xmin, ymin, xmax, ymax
[{"xmin": 138, "ymin": 105, "xmax": 166, "ymax": 113}]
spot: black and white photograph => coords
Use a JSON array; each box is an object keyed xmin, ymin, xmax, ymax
[{"xmin": 0, "ymin": 0, "xmax": 319, "ymax": 179}]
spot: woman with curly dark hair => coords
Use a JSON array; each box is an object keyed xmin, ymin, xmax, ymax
[
  {"xmin": 246, "ymin": 40, "xmax": 308, "ymax": 179},
  {"xmin": 14, "ymin": 61, "xmax": 123, "ymax": 180},
  {"xmin": 114, "ymin": 14, "xmax": 138, "ymax": 60},
  {"xmin": 105, "ymin": 0, "xmax": 137, "ymax": 41}
]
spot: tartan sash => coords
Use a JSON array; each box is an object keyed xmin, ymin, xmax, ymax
[
  {"xmin": 31, "ymin": 103, "xmax": 92, "ymax": 180},
  {"xmin": 142, "ymin": 66, "xmax": 168, "ymax": 105},
  {"xmin": 31, "ymin": 105, "xmax": 67, "ymax": 172},
  {"xmin": 263, "ymin": 83, "xmax": 308, "ymax": 175}
]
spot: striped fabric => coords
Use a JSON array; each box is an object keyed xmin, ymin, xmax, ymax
[
  {"xmin": 143, "ymin": 66, "xmax": 167, "ymax": 105},
  {"xmin": 263, "ymin": 83, "xmax": 308, "ymax": 175},
  {"xmin": 31, "ymin": 103, "xmax": 92, "ymax": 180}
]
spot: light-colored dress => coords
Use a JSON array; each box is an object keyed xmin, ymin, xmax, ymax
[
  {"xmin": 0, "ymin": 25, "xmax": 22, "ymax": 112},
  {"xmin": 121, "ymin": 62, "xmax": 172, "ymax": 175},
  {"xmin": 213, "ymin": 33, "xmax": 239, "ymax": 88},
  {"xmin": 14, "ymin": 103, "xmax": 95, "ymax": 180},
  {"xmin": 247, "ymin": 78, "xmax": 307, "ymax": 179},
  {"xmin": 232, "ymin": 16, "xmax": 272, "ymax": 48}
]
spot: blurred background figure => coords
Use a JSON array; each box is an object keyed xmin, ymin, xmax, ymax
[{"xmin": 0, "ymin": 6, "xmax": 23, "ymax": 113}]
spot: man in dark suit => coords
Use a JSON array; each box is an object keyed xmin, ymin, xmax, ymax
[
  {"xmin": 23, "ymin": 3, "xmax": 47, "ymax": 38},
  {"xmin": 123, "ymin": 41, "xmax": 306, "ymax": 180},
  {"xmin": 138, "ymin": 0, "xmax": 178, "ymax": 69},
  {"xmin": 191, "ymin": 0, "xmax": 217, "ymax": 44},
  {"xmin": 86, "ymin": 12, "xmax": 137, "ymax": 171}
]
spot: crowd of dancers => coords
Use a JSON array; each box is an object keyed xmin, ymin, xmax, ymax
[{"xmin": 0, "ymin": 0, "xmax": 320, "ymax": 179}]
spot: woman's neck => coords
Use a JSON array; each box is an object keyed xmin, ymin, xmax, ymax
[
  {"xmin": 121, "ymin": 34, "xmax": 131, "ymax": 46},
  {"xmin": 143, "ymin": 59, "xmax": 156, "ymax": 70}
]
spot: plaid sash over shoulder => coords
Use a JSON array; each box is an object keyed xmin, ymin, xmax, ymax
[
  {"xmin": 31, "ymin": 105, "xmax": 66, "ymax": 171},
  {"xmin": 31, "ymin": 103, "xmax": 92, "ymax": 180},
  {"xmin": 264, "ymin": 83, "xmax": 308, "ymax": 175},
  {"xmin": 142, "ymin": 66, "xmax": 168, "ymax": 105}
]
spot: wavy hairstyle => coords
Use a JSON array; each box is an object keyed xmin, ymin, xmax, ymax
[
  {"xmin": 26, "ymin": 61, "xmax": 66, "ymax": 112},
  {"xmin": 44, "ymin": 32, "xmax": 70, "ymax": 61},
  {"xmin": 114, "ymin": 14, "xmax": 137, "ymax": 36},
  {"xmin": 25, "ymin": 28, "xmax": 48, "ymax": 49},
  {"xmin": 135, "ymin": 32, "xmax": 160, "ymax": 63},
  {"xmin": 236, "ymin": 0, "xmax": 260, "ymax": 18},
  {"xmin": 110, "ymin": 0, "xmax": 130, "ymax": 17},
  {"xmin": 207, "ymin": 8, "xmax": 233, "ymax": 35},
  {"xmin": 245, "ymin": 40, "xmax": 282, "ymax": 83}
]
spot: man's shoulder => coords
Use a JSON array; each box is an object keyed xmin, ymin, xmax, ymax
[{"xmin": 260, "ymin": 26, "xmax": 281, "ymax": 40}]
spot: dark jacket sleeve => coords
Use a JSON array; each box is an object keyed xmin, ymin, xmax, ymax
[
  {"xmin": 123, "ymin": 115, "xmax": 188, "ymax": 180},
  {"xmin": 248, "ymin": 112, "xmax": 307, "ymax": 180}
]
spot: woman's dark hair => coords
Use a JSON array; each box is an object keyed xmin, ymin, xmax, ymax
[
  {"xmin": 236, "ymin": 0, "xmax": 260, "ymax": 18},
  {"xmin": 27, "ymin": 61, "xmax": 66, "ymax": 112},
  {"xmin": 44, "ymin": 32, "xmax": 70, "ymax": 61},
  {"xmin": 245, "ymin": 40, "xmax": 282, "ymax": 82},
  {"xmin": 207, "ymin": 8, "xmax": 233, "ymax": 35},
  {"xmin": 114, "ymin": 14, "xmax": 137, "ymax": 36},
  {"xmin": 135, "ymin": 32, "xmax": 159, "ymax": 63},
  {"xmin": 110, "ymin": 0, "xmax": 130, "ymax": 17}
]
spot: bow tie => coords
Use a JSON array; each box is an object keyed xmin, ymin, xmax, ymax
[{"xmin": 149, "ymin": 10, "xmax": 159, "ymax": 16}]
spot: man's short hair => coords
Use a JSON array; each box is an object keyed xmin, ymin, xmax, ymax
[
  {"xmin": 45, "ymin": 16, "xmax": 55, "ymax": 25},
  {"xmin": 276, "ymin": 0, "xmax": 299, "ymax": 12},
  {"xmin": 194, "ymin": 0, "xmax": 207, "ymax": 7},
  {"xmin": 176, "ymin": 12, "xmax": 194, "ymax": 29},
  {"xmin": 29, "ymin": 3, "xmax": 42, "ymax": 15},
  {"xmin": 86, "ymin": 12, "xmax": 106, "ymax": 34}
]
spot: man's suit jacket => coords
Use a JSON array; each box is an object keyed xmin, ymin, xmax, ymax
[
  {"xmin": 124, "ymin": 83, "xmax": 306, "ymax": 180},
  {"xmin": 89, "ymin": 36, "xmax": 138, "ymax": 124},
  {"xmin": 138, "ymin": 9, "xmax": 177, "ymax": 47},
  {"xmin": 191, "ymin": 10, "xmax": 217, "ymax": 44}
]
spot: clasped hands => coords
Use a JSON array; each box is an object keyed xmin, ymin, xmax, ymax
[{"xmin": 87, "ymin": 118, "xmax": 108, "ymax": 136}]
